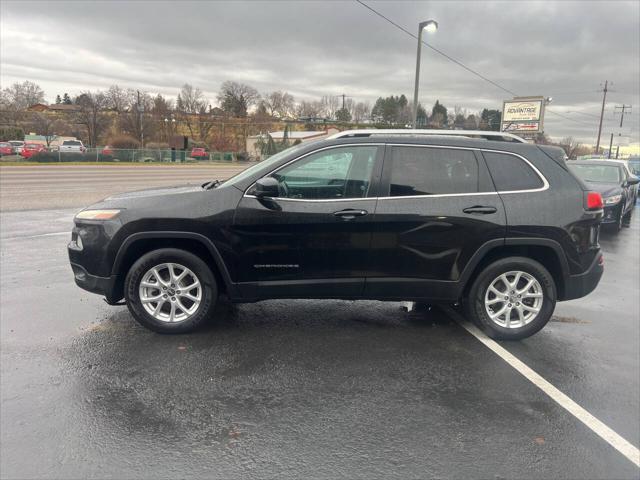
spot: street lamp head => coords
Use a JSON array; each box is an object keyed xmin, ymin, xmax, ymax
[{"xmin": 421, "ymin": 20, "xmax": 438, "ymax": 33}]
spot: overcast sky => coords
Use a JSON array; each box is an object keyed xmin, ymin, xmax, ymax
[{"xmin": 1, "ymin": 0, "xmax": 639, "ymax": 144}]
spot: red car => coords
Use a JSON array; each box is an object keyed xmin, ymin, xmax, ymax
[
  {"xmin": 101, "ymin": 145, "xmax": 114, "ymax": 155},
  {"xmin": 190, "ymin": 147, "xmax": 209, "ymax": 159},
  {"xmin": 21, "ymin": 143, "xmax": 47, "ymax": 158},
  {"xmin": 0, "ymin": 142, "xmax": 15, "ymax": 156}
]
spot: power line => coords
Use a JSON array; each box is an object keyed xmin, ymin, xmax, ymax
[
  {"xmin": 355, "ymin": 0, "xmax": 518, "ymax": 97},
  {"xmin": 354, "ymin": 0, "xmax": 596, "ymax": 128}
]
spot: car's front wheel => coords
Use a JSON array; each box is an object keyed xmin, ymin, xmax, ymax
[
  {"xmin": 465, "ymin": 257, "xmax": 556, "ymax": 340},
  {"xmin": 124, "ymin": 248, "xmax": 217, "ymax": 333}
]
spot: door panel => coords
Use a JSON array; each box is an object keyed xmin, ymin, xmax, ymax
[
  {"xmin": 231, "ymin": 145, "xmax": 383, "ymax": 298},
  {"xmin": 233, "ymin": 197, "xmax": 377, "ymax": 285},
  {"xmin": 364, "ymin": 145, "xmax": 506, "ymax": 300}
]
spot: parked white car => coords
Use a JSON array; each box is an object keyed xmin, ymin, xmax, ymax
[
  {"xmin": 8, "ymin": 140, "xmax": 24, "ymax": 153},
  {"xmin": 58, "ymin": 140, "xmax": 86, "ymax": 153}
]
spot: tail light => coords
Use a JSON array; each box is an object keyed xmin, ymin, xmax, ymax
[{"xmin": 585, "ymin": 191, "xmax": 603, "ymax": 210}]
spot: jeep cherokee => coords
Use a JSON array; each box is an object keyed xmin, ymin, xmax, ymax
[{"xmin": 68, "ymin": 130, "xmax": 604, "ymax": 339}]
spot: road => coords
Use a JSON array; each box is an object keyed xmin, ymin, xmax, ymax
[
  {"xmin": 0, "ymin": 164, "xmax": 248, "ymax": 211},
  {"xmin": 0, "ymin": 167, "xmax": 639, "ymax": 478}
]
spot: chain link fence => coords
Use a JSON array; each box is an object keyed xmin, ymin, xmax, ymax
[{"xmin": 1, "ymin": 148, "xmax": 251, "ymax": 163}]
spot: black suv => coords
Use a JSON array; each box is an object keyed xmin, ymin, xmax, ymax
[{"xmin": 68, "ymin": 130, "xmax": 604, "ymax": 339}]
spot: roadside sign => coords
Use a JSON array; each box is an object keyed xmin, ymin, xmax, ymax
[{"xmin": 501, "ymin": 97, "xmax": 545, "ymax": 133}]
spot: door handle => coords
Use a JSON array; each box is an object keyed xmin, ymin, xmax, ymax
[
  {"xmin": 463, "ymin": 205, "xmax": 497, "ymax": 215},
  {"xmin": 333, "ymin": 209, "xmax": 368, "ymax": 220}
]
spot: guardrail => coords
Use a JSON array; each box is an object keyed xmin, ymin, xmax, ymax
[{"xmin": 0, "ymin": 148, "xmax": 251, "ymax": 163}]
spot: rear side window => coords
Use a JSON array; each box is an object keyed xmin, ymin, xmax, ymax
[
  {"xmin": 483, "ymin": 151, "xmax": 544, "ymax": 191},
  {"xmin": 387, "ymin": 147, "xmax": 482, "ymax": 196}
]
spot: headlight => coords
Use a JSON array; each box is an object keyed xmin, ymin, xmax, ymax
[
  {"xmin": 75, "ymin": 209, "xmax": 121, "ymax": 220},
  {"xmin": 604, "ymin": 195, "xmax": 622, "ymax": 205}
]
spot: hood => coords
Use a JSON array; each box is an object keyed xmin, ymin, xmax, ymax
[
  {"xmin": 583, "ymin": 181, "xmax": 622, "ymax": 198},
  {"xmin": 104, "ymin": 184, "xmax": 204, "ymax": 200}
]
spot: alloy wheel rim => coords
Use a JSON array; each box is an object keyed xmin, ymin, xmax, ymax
[
  {"xmin": 139, "ymin": 263, "xmax": 202, "ymax": 323},
  {"xmin": 484, "ymin": 271, "xmax": 543, "ymax": 329}
]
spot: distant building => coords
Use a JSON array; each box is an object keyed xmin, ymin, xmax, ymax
[
  {"xmin": 27, "ymin": 103, "xmax": 80, "ymax": 113},
  {"xmin": 246, "ymin": 128, "xmax": 339, "ymax": 158}
]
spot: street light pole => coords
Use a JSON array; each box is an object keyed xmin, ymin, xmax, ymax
[{"xmin": 412, "ymin": 20, "xmax": 437, "ymax": 129}]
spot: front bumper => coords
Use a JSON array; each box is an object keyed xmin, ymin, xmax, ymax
[
  {"xmin": 601, "ymin": 204, "xmax": 621, "ymax": 224},
  {"xmin": 561, "ymin": 252, "xmax": 604, "ymax": 301},
  {"xmin": 70, "ymin": 262, "xmax": 121, "ymax": 304}
]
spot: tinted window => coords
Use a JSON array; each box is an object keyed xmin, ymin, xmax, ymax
[
  {"xmin": 568, "ymin": 164, "xmax": 622, "ymax": 183},
  {"xmin": 272, "ymin": 146, "xmax": 377, "ymax": 199},
  {"xmin": 63, "ymin": 141, "xmax": 81, "ymax": 146},
  {"xmin": 483, "ymin": 152, "xmax": 544, "ymax": 191},
  {"xmin": 388, "ymin": 147, "xmax": 480, "ymax": 196}
]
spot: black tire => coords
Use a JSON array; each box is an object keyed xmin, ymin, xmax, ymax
[
  {"xmin": 623, "ymin": 205, "xmax": 633, "ymax": 225},
  {"xmin": 613, "ymin": 207, "xmax": 624, "ymax": 232},
  {"xmin": 124, "ymin": 248, "xmax": 217, "ymax": 333},
  {"xmin": 464, "ymin": 257, "xmax": 556, "ymax": 340}
]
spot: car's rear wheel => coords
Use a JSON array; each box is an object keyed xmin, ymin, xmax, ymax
[
  {"xmin": 125, "ymin": 248, "xmax": 217, "ymax": 333},
  {"xmin": 465, "ymin": 257, "xmax": 556, "ymax": 340}
]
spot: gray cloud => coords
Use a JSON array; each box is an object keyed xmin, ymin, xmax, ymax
[{"xmin": 1, "ymin": 0, "xmax": 638, "ymax": 143}]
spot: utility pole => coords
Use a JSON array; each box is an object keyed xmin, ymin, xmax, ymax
[
  {"xmin": 137, "ymin": 90, "xmax": 144, "ymax": 147},
  {"xmin": 608, "ymin": 133, "xmax": 614, "ymax": 159},
  {"xmin": 615, "ymin": 105, "xmax": 631, "ymax": 127},
  {"xmin": 595, "ymin": 80, "xmax": 608, "ymax": 154},
  {"xmin": 613, "ymin": 104, "xmax": 631, "ymax": 159},
  {"xmin": 337, "ymin": 94, "xmax": 351, "ymax": 110}
]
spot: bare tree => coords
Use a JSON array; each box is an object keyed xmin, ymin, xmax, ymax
[
  {"xmin": 106, "ymin": 85, "xmax": 136, "ymax": 113},
  {"xmin": 262, "ymin": 91, "xmax": 295, "ymax": 118},
  {"xmin": 177, "ymin": 84, "xmax": 207, "ymax": 114},
  {"xmin": 320, "ymin": 95, "xmax": 339, "ymax": 119},
  {"xmin": 559, "ymin": 137, "xmax": 582, "ymax": 159},
  {"xmin": 119, "ymin": 92, "xmax": 156, "ymax": 145},
  {"xmin": 217, "ymin": 81, "xmax": 260, "ymax": 117},
  {"xmin": 28, "ymin": 113, "xmax": 59, "ymax": 147},
  {"xmin": 296, "ymin": 100, "xmax": 323, "ymax": 118},
  {"xmin": 0, "ymin": 80, "xmax": 46, "ymax": 125},
  {"xmin": 352, "ymin": 102, "xmax": 371, "ymax": 123},
  {"xmin": 74, "ymin": 91, "xmax": 110, "ymax": 147}
]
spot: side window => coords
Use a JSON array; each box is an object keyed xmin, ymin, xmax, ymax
[
  {"xmin": 272, "ymin": 146, "xmax": 377, "ymax": 200},
  {"xmin": 388, "ymin": 147, "xmax": 481, "ymax": 196},
  {"xmin": 483, "ymin": 152, "xmax": 544, "ymax": 191}
]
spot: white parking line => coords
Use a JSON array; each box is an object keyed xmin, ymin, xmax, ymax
[{"xmin": 444, "ymin": 307, "xmax": 640, "ymax": 468}]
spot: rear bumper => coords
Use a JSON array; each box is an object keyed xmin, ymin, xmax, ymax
[
  {"xmin": 70, "ymin": 262, "xmax": 121, "ymax": 304},
  {"xmin": 560, "ymin": 252, "xmax": 604, "ymax": 301}
]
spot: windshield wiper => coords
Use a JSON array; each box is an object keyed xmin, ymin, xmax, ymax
[{"xmin": 202, "ymin": 179, "xmax": 222, "ymax": 190}]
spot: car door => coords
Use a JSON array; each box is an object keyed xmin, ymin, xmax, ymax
[
  {"xmin": 364, "ymin": 144, "xmax": 506, "ymax": 301},
  {"xmin": 232, "ymin": 144, "xmax": 383, "ymax": 299}
]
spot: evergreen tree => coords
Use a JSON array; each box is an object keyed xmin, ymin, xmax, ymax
[
  {"xmin": 62, "ymin": 93, "xmax": 72, "ymax": 104},
  {"xmin": 335, "ymin": 108, "xmax": 352, "ymax": 122},
  {"xmin": 431, "ymin": 100, "xmax": 448, "ymax": 127},
  {"xmin": 55, "ymin": 94, "xmax": 62, "ymax": 104}
]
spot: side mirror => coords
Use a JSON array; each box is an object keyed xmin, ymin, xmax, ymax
[
  {"xmin": 254, "ymin": 177, "xmax": 279, "ymax": 198},
  {"xmin": 627, "ymin": 175, "xmax": 640, "ymax": 186}
]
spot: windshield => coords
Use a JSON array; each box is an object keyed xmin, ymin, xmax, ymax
[
  {"xmin": 628, "ymin": 159, "xmax": 640, "ymax": 176},
  {"xmin": 222, "ymin": 142, "xmax": 310, "ymax": 187},
  {"xmin": 8, "ymin": 141, "xmax": 23, "ymax": 146},
  {"xmin": 568, "ymin": 164, "xmax": 621, "ymax": 183},
  {"xmin": 63, "ymin": 141, "xmax": 81, "ymax": 145}
]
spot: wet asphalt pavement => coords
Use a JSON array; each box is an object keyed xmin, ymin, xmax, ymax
[{"xmin": 1, "ymin": 206, "xmax": 639, "ymax": 479}]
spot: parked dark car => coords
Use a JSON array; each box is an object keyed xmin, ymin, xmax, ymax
[
  {"xmin": 567, "ymin": 160, "xmax": 638, "ymax": 232},
  {"xmin": 69, "ymin": 130, "xmax": 604, "ymax": 340}
]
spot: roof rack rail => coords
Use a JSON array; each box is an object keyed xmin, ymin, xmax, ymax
[{"xmin": 327, "ymin": 129, "xmax": 527, "ymax": 143}]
